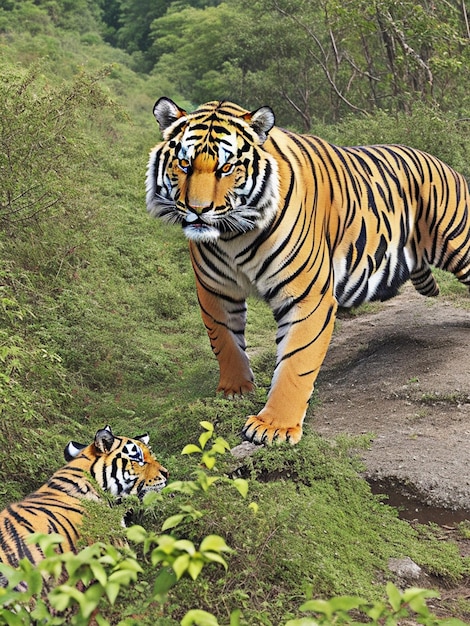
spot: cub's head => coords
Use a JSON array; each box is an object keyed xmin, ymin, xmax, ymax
[
  {"xmin": 146, "ymin": 98, "xmax": 280, "ymax": 243},
  {"xmin": 64, "ymin": 425, "xmax": 169, "ymax": 499}
]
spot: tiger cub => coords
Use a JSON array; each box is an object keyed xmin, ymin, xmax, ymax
[{"xmin": 0, "ymin": 425, "xmax": 168, "ymax": 583}]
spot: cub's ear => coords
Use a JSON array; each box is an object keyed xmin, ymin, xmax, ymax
[
  {"xmin": 64, "ymin": 441, "xmax": 86, "ymax": 462},
  {"xmin": 135, "ymin": 433, "xmax": 150, "ymax": 446},
  {"xmin": 153, "ymin": 97, "xmax": 187, "ymax": 133},
  {"xmin": 244, "ymin": 106, "xmax": 275, "ymax": 144},
  {"xmin": 94, "ymin": 425, "xmax": 116, "ymax": 454}
]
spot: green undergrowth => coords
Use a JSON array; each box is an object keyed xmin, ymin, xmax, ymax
[
  {"xmin": 2, "ymin": 427, "xmax": 467, "ymax": 625},
  {"xmin": 91, "ymin": 430, "xmax": 467, "ymax": 625}
]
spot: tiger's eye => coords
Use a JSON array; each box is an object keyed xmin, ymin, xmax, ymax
[
  {"xmin": 220, "ymin": 163, "xmax": 234, "ymax": 174},
  {"xmin": 179, "ymin": 158, "xmax": 190, "ymax": 172}
]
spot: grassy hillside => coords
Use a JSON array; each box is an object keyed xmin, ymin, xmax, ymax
[{"xmin": 0, "ymin": 20, "xmax": 469, "ymax": 625}]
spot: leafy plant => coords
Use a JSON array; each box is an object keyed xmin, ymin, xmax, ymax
[{"xmin": 175, "ymin": 584, "xmax": 469, "ymax": 625}]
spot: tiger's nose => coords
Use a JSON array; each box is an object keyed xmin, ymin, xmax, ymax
[
  {"xmin": 160, "ymin": 467, "xmax": 169, "ymax": 479},
  {"xmin": 186, "ymin": 201, "xmax": 212, "ymax": 215}
]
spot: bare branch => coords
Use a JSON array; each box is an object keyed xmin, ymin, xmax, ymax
[
  {"xmin": 382, "ymin": 10, "xmax": 433, "ymax": 87},
  {"xmin": 271, "ymin": 1, "xmax": 368, "ymax": 116}
]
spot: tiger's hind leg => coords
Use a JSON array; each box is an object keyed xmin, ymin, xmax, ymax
[
  {"xmin": 425, "ymin": 170, "xmax": 470, "ymax": 293},
  {"xmin": 433, "ymin": 239, "xmax": 470, "ymax": 294},
  {"xmin": 410, "ymin": 263, "xmax": 440, "ymax": 297}
]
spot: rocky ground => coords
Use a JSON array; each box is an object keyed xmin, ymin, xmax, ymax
[{"xmin": 314, "ymin": 283, "xmax": 470, "ymax": 517}]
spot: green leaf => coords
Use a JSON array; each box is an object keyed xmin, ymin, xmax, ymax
[
  {"xmin": 364, "ymin": 600, "xmax": 387, "ymax": 620},
  {"xmin": 199, "ymin": 421, "xmax": 214, "ymax": 433},
  {"xmin": 173, "ymin": 539, "xmax": 196, "ymax": 555},
  {"xmin": 142, "ymin": 491, "xmax": 162, "ymax": 506},
  {"xmin": 181, "ymin": 609, "xmax": 220, "ymax": 626},
  {"xmin": 386, "ymin": 582, "xmax": 403, "ymax": 612},
  {"xmin": 299, "ymin": 599, "xmax": 332, "ymax": 618},
  {"xmin": 200, "ymin": 535, "xmax": 232, "ymax": 553},
  {"xmin": 182, "ymin": 444, "xmax": 202, "ymax": 455},
  {"xmin": 213, "ymin": 436, "xmax": 230, "ymax": 451},
  {"xmin": 172, "ymin": 554, "xmax": 190, "ymax": 580},
  {"xmin": 105, "ymin": 581, "xmax": 121, "ymax": 605},
  {"xmin": 108, "ymin": 568, "xmax": 139, "ymax": 585},
  {"xmin": 30, "ymin": 599, "xmax": 54, "ymax": 623},
  {"xmin": 200, "ymin": 454, "xmax": 216, "ymax": 470},
  {"xmin": 403, "ymin": 587, "xmax": 438, "ymax": 614},
  {"xmin": 49, "ymin": 584, "xmax": 83, "ymax": 612},
  {"xmin": 200, "ymin": 552, "xmax": 228, "ymax": 570},
  {"xmin": 161, "ymin": 514, "xmax": 186, "ymax": 531},
  {"xmin": 90, "ymin": 562, "xmax": 108, "ymax": 587},
  {"xmin": 118, "ymin": 557, "xmax": 143, "ymax": 574},
  {"xmin": 232, "ymin": 478, "xmax": 249, "ymax": 498},
  {"xmin": 155, "ymin": 535, "xmax": 177, "ymax": 551},
  {"xmin": 82, "ymin": 583, "xmax": 104, "ymax": 617},
  {"xmin": 26, "ymin": 567, "xmax": 44, "ymax": 596},
  {"xmin": 199, "ymin": 429, "xmax": 213, "ymax": 450},
  {"xmin": 285, "ymin": 617, "xmax": 318, "ymax": 626},
  {"xmin": 329, "ymin": 596, "xmax": 365, "ymax": 612},
  {"xmin": 125, "ymin": 525, "xmax": 148, "ymax": 543},
  {"xmin": 0, "ymin": 610, "xmax": 28, "ymax": 626},
  {"xmin": 187, "ymin": 556, "xmax": 204, "ymax": 580},
  {"xmin": 152, "ymin": 567, "xmax": 177, "ymax": 598}
]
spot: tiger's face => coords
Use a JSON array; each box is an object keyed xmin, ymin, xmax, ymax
[
  {"xmin": 146, "ymin": 98, "xmax": 280, "ymax": 243},
  {"xmin": 65, "ymin": 426, "xmax": 169, "ymax": 499}
]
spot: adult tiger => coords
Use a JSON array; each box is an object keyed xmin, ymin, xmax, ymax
[
  {"xmin": 0, "ymin": 426, "xmax": 168, "ymax": 581},
  {"xmin": 146, "ymin": 98, "xmax": 470, "ymax": 445}
]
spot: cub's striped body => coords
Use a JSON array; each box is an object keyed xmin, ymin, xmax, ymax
[
  {"xmin": 0, "ymin": 426, "xmax": 168, "ymax": 580},
  {"xmin": 146, "ymin": 98, "xmax": 470, "ymax": 445}
]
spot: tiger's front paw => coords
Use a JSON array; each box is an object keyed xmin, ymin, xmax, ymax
[
  {"xmin": 217, "ymin": 378, "xmax": 255, "ymax": 399},
  {"xmin": 241, "ymin": 415, "xmax": 303, "ymax": 445}
]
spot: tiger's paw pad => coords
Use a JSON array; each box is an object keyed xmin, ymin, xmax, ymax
[
  {"xmin": 217, "ymin": 380, "xmax": 255, "ymax": 399},
  {"xmin": 241, "ymin": 416, "xmax": 302, "ymax": 445}
]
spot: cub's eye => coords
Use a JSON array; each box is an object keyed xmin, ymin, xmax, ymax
[
  {"xmin": 178, "ymin": 158, "xmax": 190, "ymax": 173},
  {"xmin": 219, "ymin": 163, "xmax": 234, "ymax": 176}
]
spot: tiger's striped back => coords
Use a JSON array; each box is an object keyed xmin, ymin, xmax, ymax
[
  {"xmin": 287, "ymin": 137, "xmax": 470, "ymax": 307},
  {"xmin": 0, "ymin": 426, "xmax": 168, "ymax": 579}
]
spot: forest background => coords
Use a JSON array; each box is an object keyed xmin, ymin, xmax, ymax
[{"xmin": 1, "ymin": 0, "xmax": 470, "ymax": 624}]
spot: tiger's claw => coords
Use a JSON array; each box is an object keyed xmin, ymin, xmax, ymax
[{"xmin": 242, "ymin": 415, "xmax": 302, "ymax": 445}]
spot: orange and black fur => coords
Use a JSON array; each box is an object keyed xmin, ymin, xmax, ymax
[
  {"xmin": 146, "ymin": 98, "xmax": 470, "ymax": 445},
  {"xmin": 0, "ymin": 426, "xmax": 168, "ymax": 582}
]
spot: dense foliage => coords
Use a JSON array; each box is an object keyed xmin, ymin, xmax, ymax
[
  {"xmin": 138, "ymin": 0, "xmax": 470, "ymax": 128},
  {"xmin": 0, "ymin": 0, "xmax": 469, "ymax": 623},
  {"xmin": 2, "ymin": 0, "xmax": 470, "ymax": 127}
]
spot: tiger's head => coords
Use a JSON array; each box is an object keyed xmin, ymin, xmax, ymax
[
  {"xmin": 64, "ymin": 425, "xmax": 169, "ymax": 499},
  {"xmin": 146, "ymin": 98, "xmax": 280, "ymax": 243}
]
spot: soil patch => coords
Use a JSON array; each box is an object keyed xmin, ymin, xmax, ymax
[{"xmin": 314, "ymin": 283, "xmax": 470, "ymax": 514}]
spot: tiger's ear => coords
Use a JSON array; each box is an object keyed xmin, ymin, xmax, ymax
[
  {"xmin": 245, "ymin": 106, "xmax": 275, "ymax": 144},
  {"xmin": 135, "ymin": 433, "xmax": 150, "ymax": 446},
  {"xmin": 94, "ymin": 425, "xmax": 116, "ymax": 454},
  {"xmin": 153, "ymin": 97, "xmax": 187, "ymax": 133},
  {"xmin": 64, "ymin": 441, "xmax": 86, "ymax": 462}
]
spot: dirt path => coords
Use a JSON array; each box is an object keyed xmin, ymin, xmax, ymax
[{"xmin": 314, "ymin": 284, "xmax": 470, "ymax": 514}]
